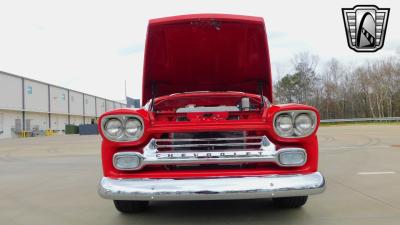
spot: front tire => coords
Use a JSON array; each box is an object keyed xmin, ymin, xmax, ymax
[
  {"xmin": 273, "ymin": 196, "xmax": 308, "ymax": 208},
  {"xmin": 113, "ymin": 200, "xmax": 149, "ymax": 213}
]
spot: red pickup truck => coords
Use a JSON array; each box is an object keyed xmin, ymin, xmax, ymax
[{"xmin": 98, "ymin": 14, "xmax": 325, "ymax": 213}]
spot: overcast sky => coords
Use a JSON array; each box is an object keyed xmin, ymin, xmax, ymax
[{"xmin": 1, "ymin": 0, "xmax": 399, "ymax": 102}]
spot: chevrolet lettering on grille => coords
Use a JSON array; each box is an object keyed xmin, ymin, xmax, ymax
[{"xmin": 156, "ymin": 151, "xmax": 268, "ymax": 159}]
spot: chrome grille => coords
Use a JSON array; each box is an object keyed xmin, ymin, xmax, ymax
[{"xmin": 155, "ymin": 135, "xmax": 264, "ymax": 152}]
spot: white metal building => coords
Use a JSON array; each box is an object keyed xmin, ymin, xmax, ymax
[{"xmin": 0, "ymin": 71, "xmax": 127, "ymax": 139}]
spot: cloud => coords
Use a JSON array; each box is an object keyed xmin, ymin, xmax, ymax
[
  {"xmin": 117, "ymin": 44, "xmax": 144, "ymax": 56},
  {"xmin": 268, "ymin": 31, "xmax": 287, "ymax": 39}
]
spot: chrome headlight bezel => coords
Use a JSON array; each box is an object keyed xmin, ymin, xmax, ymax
[
  {"xmin": 101, "ymin": 115, "xmax": 144, "ymax": 142},
  {"xmin": 273, "ymin": 110, "xmax": 317, "ymax": 138}
]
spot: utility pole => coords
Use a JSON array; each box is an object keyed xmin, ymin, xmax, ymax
[{"xmin": 124, "ymin": 80, "xmax": 127, "ymax": 100}]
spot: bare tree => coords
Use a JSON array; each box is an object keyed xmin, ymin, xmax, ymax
[{"xmin": 274, "ymin": 54, "xmax": 400, "ymax": 119}]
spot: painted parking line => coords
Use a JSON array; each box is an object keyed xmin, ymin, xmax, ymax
[
  {"xmin": 357, "ymin": 171, "xmax": 396, "ymax": 175},
  {"xmin": 320, "ymin": 145, "xmax": 392, "ymax": 150}
]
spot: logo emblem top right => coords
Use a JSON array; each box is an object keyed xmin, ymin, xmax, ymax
[{"xmin": 342, "ymin": 5, "xmax": 390, "ymax": 52}]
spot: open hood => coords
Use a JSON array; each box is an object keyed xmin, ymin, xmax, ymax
[{"xmin": 142, "ymin": 14, "xmax": 272, "ymax": 105}]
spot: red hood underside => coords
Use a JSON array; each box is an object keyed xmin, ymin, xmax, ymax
[{"xmin": 142, "ymin": 14, "xmax": 272, "ymax": 105}]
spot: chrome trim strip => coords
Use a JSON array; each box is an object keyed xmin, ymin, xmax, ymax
[
  {"xmin": 155, "ymin": 136, "xmax": 264, "ymax": 142},
  {"xmin": 156, "ymin": 142, "xmax": 261, "ymax": 148},
  {"xmin": 98, "ymin": 172, "xmax": 326, "ymax": 201},
  {"xmin": 112, "ymin": 136, "xmax": 307, "ymax": 170}
]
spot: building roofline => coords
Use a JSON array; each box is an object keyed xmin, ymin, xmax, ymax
[{"xmin": 0, "ymin": 70, "xmax": 125, "ymax": 105}]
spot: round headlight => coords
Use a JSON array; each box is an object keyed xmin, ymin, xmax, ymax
[
  {"xmin": 104, "ymin": 118, "xmax": 123, "ymax": 137},
  {"xmin": 275, "ymin": 114, "xmax": 294, "ymax": 137},
  {"xmin": 125, "ymin": 118, "xmax": 143, "ymax": 139},
  {"xmin": 294, "ymin": 114, "xmax": 314, "ymax": 136}
]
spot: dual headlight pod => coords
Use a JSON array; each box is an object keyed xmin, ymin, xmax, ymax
[
  {"xmin": 274, "ymin": 111, "xmax": 317, "ymax": 138},
  {"xmin": 102, "ymin": 115, "xmax": 144, "ymax": 142}
]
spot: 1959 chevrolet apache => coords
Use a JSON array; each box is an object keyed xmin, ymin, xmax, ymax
[{"xmin": 98, "ymin": 14, "xmax": 325, "ymax": 213}]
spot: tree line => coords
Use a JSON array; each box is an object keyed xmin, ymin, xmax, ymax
[{"xmin": 273, "ymin": 52, "xmax": 400, "ymax": 119}]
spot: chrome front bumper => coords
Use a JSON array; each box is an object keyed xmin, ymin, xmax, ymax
[{"xmin": 98, "ymin": 172, "xmax": 325, "ymax": 201}]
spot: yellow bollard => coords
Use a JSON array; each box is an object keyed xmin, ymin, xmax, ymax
[
  {"xmin": 20, "ymin": 130, "xmax": 27, "ymax": 138},
  {"xmin": 45, "ymin": 129, "xmax": 54, "ymax": 136}
]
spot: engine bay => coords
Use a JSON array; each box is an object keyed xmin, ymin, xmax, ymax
[{"xmin": 151, "ymin": 92, "xmax": 266, "ymax": 122}]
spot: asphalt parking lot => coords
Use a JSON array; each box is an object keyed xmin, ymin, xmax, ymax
[{"xmin": 1, "ymin": 125, "xmax": 400, "ymax": 225}]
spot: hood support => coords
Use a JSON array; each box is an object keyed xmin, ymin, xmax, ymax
[
  {"xmin": 150, "ymin": 82, "xmax": 157, "ymax": 111},
  {"xmin": 258, "ymin": 81, "xmax": 266, "ymax": 109}
]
